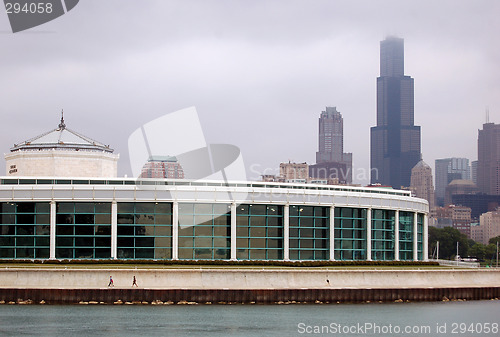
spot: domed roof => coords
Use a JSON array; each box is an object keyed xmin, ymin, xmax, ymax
[{"xmin": 10, "ymin": 112, "xmax": 114, "ymax": 153}]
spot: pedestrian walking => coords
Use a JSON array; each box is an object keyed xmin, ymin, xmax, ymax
[
  {"xmin": 132, "ymin": 275, "xmax": 138, "ymax": 287},
  {"xmin": 108, "ymin": 275, "xmax": 114, "ymax": 287}
]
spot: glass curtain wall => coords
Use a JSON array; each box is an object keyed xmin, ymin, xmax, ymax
[
  {"xmin": 0, "ymin": 202, "xmax": 50, "ymax": 258},
  {"xmin": 371, "ymin": 209, "xmax": 395, "ymax": 260},
  {"xmin": 399, "ymin": 211, "xmax": 414, "ymax": 260},
  {"xmin": 56, "ymin": 203, "xmax": 111, "ymax": 259},
  {"xmin": 117, "ymin": 202, "xmax": 172, "ymax": 259},
  {"xmin": 289, "ymin": 205, "xmax": 329, "ymax": 260},
  {"xmin": 178, "ymin": 203, "xmax": 231, "ymax": 260},
  {"xmin": 417, "ymin": 214, "xmax": 423, "ymax": 260},
  {"xmin": 334, "ymin": 208, "xmax": 367, "ymax": 260},
  {"xmin": 236, "ymin": 204, "xmax": 283, "ymax": 260}
]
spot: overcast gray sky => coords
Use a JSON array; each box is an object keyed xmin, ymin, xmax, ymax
[{"xmin": 1, "ymin": 0, "xmax": 498, "ymax": 184}]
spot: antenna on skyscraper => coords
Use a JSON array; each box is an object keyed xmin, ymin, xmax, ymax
[{"xmin": 486, "ymin": 106, "xmax": 490, "ymax": 123}]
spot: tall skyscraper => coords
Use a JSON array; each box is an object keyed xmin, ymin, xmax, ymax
[
  {"xmin": 435, "ymin": 158, "xmax": 471, "ymax": 206},
  {"xmin": 477, "ymin": 122, "xmax": 500, "ymax": 195},
  {"xmin": 410, "ymin": 158, "xmax": 435, "ymax": 208},
  {"xmin": 370, "ymin": 37, "xmax": 421, "ymax": 188},
  {"xmin": 314, "ymin": 106, "xmax": 352, "ymax": 183}
]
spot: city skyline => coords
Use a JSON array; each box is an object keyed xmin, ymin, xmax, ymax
[{"xmin": 0, "ymin": 1, "xmax": 498, "ymax": 185}]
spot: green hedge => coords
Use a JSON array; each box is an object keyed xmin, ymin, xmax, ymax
[{"xmin": 0, "ymin": 259, "xmax": 438, "ymax": 267}]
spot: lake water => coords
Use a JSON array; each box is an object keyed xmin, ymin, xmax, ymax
[{"xmin": 0, "ymin": 300, "xmax": 499, "ymax": 336}]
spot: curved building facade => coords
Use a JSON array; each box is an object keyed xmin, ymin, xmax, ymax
[{"xmin": 0, "ymin": 178, "xmax": 428, "ymax": 261}]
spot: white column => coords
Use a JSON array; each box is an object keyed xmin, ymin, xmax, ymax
[
  {"xmin": 423, "ymin": 214, "xmax": 429, "ymax": 261},
  {"xmin": 413, "ymin": 212, "xmax": 419, "ymax": 261},
  {"xmin": 49, "ymin": 201, "xmax": 56, "ymax": 260},
  {"xmin": 284, "ymin": 204, "xmax": 289, "ymax": 261},
  {"xmin": 329, "ymin": 206, "xmax": 335, "ymax": 261},
  {"xmin": 394, "ymin": 210, "xmax": 400, "ymax": 261},
  {"xmin": 366, "ymin": 208, "xmax": 372, "ymax": 261},
  {"xmin": 172, "ymin": 201, "xmax": 179, "ymax": 260},
  {"xmin": 230, "ymin": 203, "xmax": 237, "ymax": 261},
  {"xmin": 111, "ymin": 201, "xmax": 117, "ymax": 259}
]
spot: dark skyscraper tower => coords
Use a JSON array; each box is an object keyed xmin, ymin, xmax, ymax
[
  {"xmin": 477, "ymin": 122, "xmax": 500, "ymax": 195},
  {"xmin": 370, "ymin": 37, "xmax": 421, "ymax": 188}
]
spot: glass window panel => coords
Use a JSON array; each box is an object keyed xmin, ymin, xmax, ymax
[
  {"xmin": 178, "ymin": 226, "xmax": 194, "ymax": 237},
  {"xmin": 178, "ymin": 236, "xmax": 193, "ymax": 247},
  {"xmin": 95, "ymin": 203, "xmax": 111, "ymax": 213},
  {"xmin": 75, "ymin": 214, "xmax": 94, "ymax": 224},
  {"xmin": 17, "ymin": 237, "xmax": 34, "ymax": 246},
  {"xmin": 1, "ymin": 214, "xmax": 15, "ymax": 224},
  {"xmin": 195, "ymin": 226, "xmax": 212, "ymax": 236},
  {"xmin": 250, "ymin": 227, "xmax": 266, "ymax": 237},
  {"xmin": 299, "ymin": 206, "xmax": 314, "ymax": 217},
  {"xmin": 249, "ymin": 238, "xmax": 266, "ymax": 248},
  {"xmin": 75, "ymin": 203, "xmax": 94, "ymax": 213},
  {"xmin": 250, "ymin": 204, "xmax": 266, "ymax": 215},
  {"xmin": 178, "ymin": 248, "xmax": 193, "ymax": 259},
  {"xmin": 1, "ymin": 203, "xmax": 16, "ymax": 213},
  {"xmin": 213, "ymin": 225, "xmax": 229, "ymax": 237},
  {"xmin": 155, "ymin": 237, "xmax": 171, "ymax": 247},
  {"xmin": 155, "ymin": 203, "xmax": 172, "ymax": 214},
  {"xmin": 117, "ymin": 203, "xmax": 134, "ymax": 213},
  {"xmin": 117, "ymin": 214, "xmax": 134, "ymax": 224},
  {"xmin": 194, "ymin": 204, "xmax": 213, "ymax": 214},
  {"xmin": 95, "ymin": 237, "xmax": 110, "ymax": 247},
  {"xmin": 236, "ymin": 204, "xmax": 249, "ymax": 215},
  {"xmin": 236, "ymin": 216, "xmax": 249, "ymax": 227},
  {"xmin": 155, "ymin": 248, "xmax": 171, "ymax": 259},
  {"xmin": 35, "ymin": 214, "xmax": 50, "ymax": 225},
  {"xmin": 75, "ymin": 226, "xmax": 94, "ymax": 236},
  {"xmin": 266, "ymin": 249, "xmax": 282, "ymax": 260},
  {"xmin": 214, "ymin": 248, "xmax": 229, "ymax": 259},
  {"xmin": 178, "ymin": 203, "xmax": 194, "ymax": 214},
  {"xmin": 213, "ymin": 215, "xmax": 229, "ymax": 226},
  {"xmin": 267, "ymin": 227, "xmax": 282, "ymax": 238},
  {"xmin": 58, "ymin": 214, "xmax": 75, "ymax": 225},
  {"xmin": 75, "ymin": 237, "xmax": 93, "ymax": 247},
  {"xmin": 134, "ymin": 226, "xmax": 147, "ymax": 236},
  {"xmin": 117, "ymin": 225, "xmax": 134, "ymax": 236},
  {"xmin": 179, "ymin": 214, "xmax": 194, "ymax": 227},
  {"xmin": 250, "ymin": 216, "xmax": 266, "ymax": 227},
  {"xmin": 117, "ymin": 237, "xmax": 134, "ymax": 247},
  {"xmin": 267, "ymin": 238, "xmax": 282, "ymax": 249},
  {"xmin": 95, "ymin": 214, "xmax": 111, "ymax": 225},
  {"xmin": 300, "ymin": 217, "xmax": 313, "ymax": 227},
  {"xmin": 236, "ymin": 226, "xmax": 248, "ymax": 237},
  {"xmin": 136, "ymin": 237, "xmax": 154, "ymax": 247},
  {"xmin": 155, "ymin": 214, "xmax": 171, "ymax": 225},
  {"xmin": 17, "ymin": 203, "xmax": 35, "ymax": 213},
  {"xmin": 155, "ymin": 226, "xmax": 171, "ymax": 237},
  {"xmin": 135, "ymin": 203, "xmax": 155, "ymax": 213},
  {"xmin": 136, "ymin": 214, "xmax": 154, "ymax": 225},
  {"xmin": 17, "ymin": 214, "xmax": 35, "ymax": 224},
  {"xmin": 195, "ymin": 214, "xmax": 213, "ymax": 226},
  {"xmin": 236, "ymin": 238, "xmax": 248, "ymax": 248},
  {"xmin": 194, "ymin": 237, "xmax": 212, "ymax": 247},
  {"xmin": 250, "ymin": 249, "xmax": 266, "ymax": 259}
]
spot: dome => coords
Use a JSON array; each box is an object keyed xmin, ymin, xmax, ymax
[{"xmin": 10, "ymin": 112, "xmax": 113, "ymax": 153}]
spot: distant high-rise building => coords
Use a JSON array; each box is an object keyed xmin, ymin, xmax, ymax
[
  {"xmin": 477, "ymin": 123, "xmax": 500, "ymax": 195},
  {"xmin": 370, "ymin": 36, "xmax": 421, "ymax": 189},
  {"xmin": 140, "ymin": 156, "xmax": 184, "ymax": 179},
  {"xmin": 279, "ymin": 162, "xmax": 309, "ymax": 182},
  {"xmin": 471, "ymin": 160, "xmax": 478, "ymax": 186},
  {"xmin": 435, "ymin": 158, "xmax": 471, "ymax": 206},
  {"xmin": 316, "ymin": 106, "xmax": 352, "ymax": 183},
  {"xmin": 410, "ymin": 159, "xmax": 435, "ymax": 208}
]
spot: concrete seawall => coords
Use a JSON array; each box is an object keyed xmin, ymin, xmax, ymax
[
  {"xmin": 1, "ymin": 268, "xmax": 500, "ymax": 289},
  {"xmin": 1, "ymin": 268, "xmax": 499, "ymax": 304}
]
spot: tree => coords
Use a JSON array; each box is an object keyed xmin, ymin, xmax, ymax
[
  {"xmin": 428, "ymin": 226, "xmax": 470, "ymax": 260},
  {"xmin": 488, "ymin": 236, "xmax": 500, "ymax": 245}
]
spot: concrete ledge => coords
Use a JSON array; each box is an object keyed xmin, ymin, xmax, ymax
[{"xmin": 1, "ymin": 268, "xmax": 499, "ymax": 290}]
